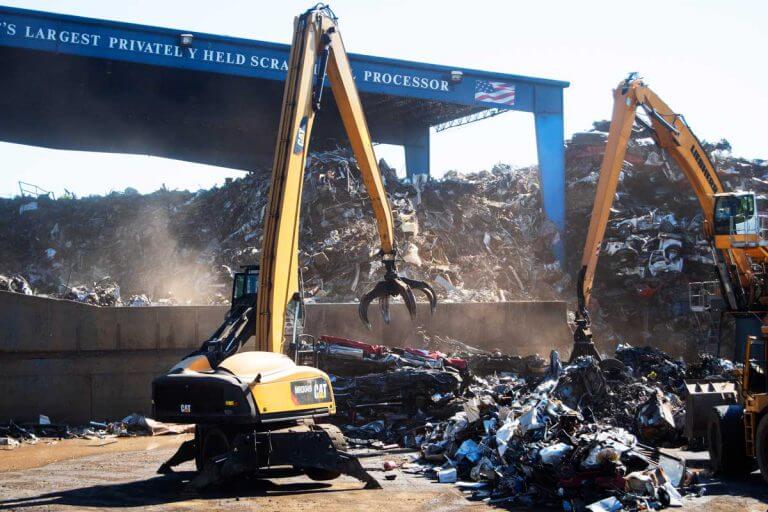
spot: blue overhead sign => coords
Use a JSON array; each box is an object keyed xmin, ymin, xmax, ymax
[
  {"xmin": 0, "ymin": 5, "xmax": 569, "ymax": 263},
  {"xmin": 0, "ymin": 6, "xmax": 567, "ymax": 113}
]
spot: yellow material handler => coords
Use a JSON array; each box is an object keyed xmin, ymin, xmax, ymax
[{"xmin": 151, "ymin": 4, "xmax": 436, "ymax": 487}]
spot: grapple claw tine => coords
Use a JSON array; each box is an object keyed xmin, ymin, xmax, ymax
[
  {"xmin": 358, "ymin": 282, "xmax": 386, "ymax": 329},
  {"xmin": 388, "ymin": 277, "xmax": 417, "ymax": 322},
  {"xmin": 401, "ymin": 285, "xmax": 417, "ymax": 322},
  {"xmin": 401, "ymin": 277, "xmax": 438, "ymax": 315},
  {"xmin": 379, "ymin": 295, "xmax": 391, "ymax": 324},
  {"xmin": 358, "ymin": 306, "xmax": 370, "ymax": 329},
  {"xmin": 358, "ymin": 295, "xmax": 373, "ymax": 329},
  {"xmin": 422, "ymin": 286, "xmax": 437, "ymax": 314}
]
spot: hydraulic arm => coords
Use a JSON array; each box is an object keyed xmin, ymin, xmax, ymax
[
  {"xmin": 257, "ymin": 4, "xmax": 435, "ymax": 354},
  {"xmin": 152, "ymin": 5, "xmax": 439, "ymax": 488},
  {"xmin": 572, "ymin": 74, "xmax": 767, "ymax": 360}
]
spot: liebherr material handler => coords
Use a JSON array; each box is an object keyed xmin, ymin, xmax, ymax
[
  {"xmin": 571, "ymin": 73, "xmax": 768, "ymax": 362},
  {"xmin": 571, "ymin": 73, "xmax": 768, "ymax": 480},
  {"xmin": 151, "ymin": 4, "xmax": 436, "ymax": 487}
]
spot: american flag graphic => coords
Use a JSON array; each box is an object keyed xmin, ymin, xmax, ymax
[{"xmin": 474, "ymin": 80, "xmax": 516, "ymax": 105}]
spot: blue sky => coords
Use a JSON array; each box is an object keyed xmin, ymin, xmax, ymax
[{"xmin": 1, "ymin": 0, "xmax": 766, "ymax": 197}]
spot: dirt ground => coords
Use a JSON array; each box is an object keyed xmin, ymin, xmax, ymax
[{"xmin": 0, "ymin": 436, "xmax": 767, "ymax": 512}]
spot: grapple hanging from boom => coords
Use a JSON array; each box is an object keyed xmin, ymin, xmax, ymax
[
  {"xmin": 358, "ymin": 255, "xmax": 437, "ymax": 328},
  {"xmin": 279, "ymin": 5, "xmax": 438, "ymax": 330}
]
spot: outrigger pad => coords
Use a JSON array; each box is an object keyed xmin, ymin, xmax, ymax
[
  {"xmin": 330, "ymin": 450, "xmax": 382, "ymax": 489},
  {"xmin": 251, "ymin": 429, "xmax": 382, "ymax": 489},
  {"xmin": 157, "ymin": 439, "xmax": 196, "ymax": 474},
  {"xmin": 162, "ymin": 426, "xmax": 381, "ymax": 490}
]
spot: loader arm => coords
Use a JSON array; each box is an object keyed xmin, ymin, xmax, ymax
[
  {"xmin": 256, "ymin": 5, "xmax": 435, "ymax": 354},
  {"xmin": 572, "ymin": 74, "xmax": 752, "ymax": 359}
]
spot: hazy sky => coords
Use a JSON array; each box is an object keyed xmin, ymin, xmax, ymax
[{"xmin": 1, "ymin": 0, "xmax": 766, "ymax": 197}]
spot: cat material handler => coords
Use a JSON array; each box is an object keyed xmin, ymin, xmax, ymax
[{"xmin": 151, "ymin": 4, "xmax": 436, "ymax": 488}]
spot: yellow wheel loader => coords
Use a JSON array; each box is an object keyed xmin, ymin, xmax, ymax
[
  {"xmin": 707, "ymin": 326, "xmax": 768, "ymax": 481},
  {"xmin": 151, "ymin": 5, "xmax": 436, "ymax": 488}
]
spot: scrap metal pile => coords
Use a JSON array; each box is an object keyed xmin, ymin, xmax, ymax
[
  {"xmin": 0, "ymin": 273, "xmax": 32, "ymax": 295},
  {"xmin": 319, "ymin": 336, "xmax": 734, "ymax": 509},
  {"xmin": 0, "ymin": 413, "xmax": 193, "ymax": 450},
  {"xmin": 60, "ymin": 276, "xmax": 122, "ymax": 306},
  {"xmin": 0, "ymin": 149, "xmax": 562, "ymax": 306},
  {"xmin": 1, "ymin": 130, "xmax": 765, "ymax": 352},
  {"xmin": 0, "ymin": 187, "xmax": 211, "ymax": 305},
  {"xmin": 195, "ymin": 150, "xmax": 565, "ymax": 303},
  {"xmin": 0, "ymin": 271, "xmax": 168, "ymax": 307}
]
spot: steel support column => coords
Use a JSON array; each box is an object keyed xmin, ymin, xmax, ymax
[
  {"xmin": 404, "ymin": 125, "xmax": 430, "ymax": 179},
  {"xmin": 534, "ymin": 111, "xmax": 566, "ymax": 264}
]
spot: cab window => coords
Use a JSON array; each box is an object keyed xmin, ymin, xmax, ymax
[
  {"xmin": 233, "ymin": 274, "xmax": 245, "ymax": 300},
  {"xmin": 232, "ymin": 273, "xmax": 259, "ymax": 301},
  {"xmin": 714, "ymin": 195, "xmax": 754, "ymax": 234},
  {"xmin": 245, "ymin": 274, "xmax": 258, "ymax": 294}
]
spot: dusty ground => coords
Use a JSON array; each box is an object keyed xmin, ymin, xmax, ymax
[
  {"xmin": 0, "ymin": 435, "xmax": 191, "ymax": 473},
  {"xmin": 0, "ymin": 437, "xmax": 767, "ymax": 511}
]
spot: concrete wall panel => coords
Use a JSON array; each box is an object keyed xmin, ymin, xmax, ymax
[
  {"xmin": 91, "ymin": 372, "xmax": 156, "ymax": 420},
  {"xmin": 154, "ymin": 307, "xmax": 200, "ymax": 350},
  {"xmin": 78, "ymin": 306, "xmax": 118, "ymax": 351},
  {"xmin": 0, "ymin": 374, "xmax": 92, "ymax": 424},
  {"xmin": 117, "ymin": 307, "xmax": 159, "ymax": 350},
  {"xmin": 0, "ymin": 292, "xmax": 568, "ymax": 423},
  {"xmin": 195, "ymin": 307, "xmax": 229, "ymax": 339},
  {"xmin": 0, "ymin": 292, "xmax": 56, "ymax": 352},
  {"xmin": 305, "ymin": 302, "xmax": 569, "ymax": 354},
  {"xmin": 49, "ymin": 299, "xmax": 82, "ymax": 352}
]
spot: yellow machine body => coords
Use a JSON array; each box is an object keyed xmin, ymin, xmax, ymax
[
  {"xmin": 153, "ymin": 5, "xmax": 399, "ymax": 429},
  {"xmin": 219, "ymin": 352, "xmax": 335, "ymax": 417}
]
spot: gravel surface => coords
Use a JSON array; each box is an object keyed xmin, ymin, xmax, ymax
[{"xmin": 0, "ymin": 436, "xmax": 766, "ymax": 511}]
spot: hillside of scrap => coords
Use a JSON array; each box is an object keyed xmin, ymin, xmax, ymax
[{"xmin": 1, "ymin": 123, "xmax": 765, "ymax": 359}]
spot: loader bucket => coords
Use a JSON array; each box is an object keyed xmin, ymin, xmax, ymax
[{"xmin": 684, "ymin": 379, "xmax": 738, "ymax": 444}]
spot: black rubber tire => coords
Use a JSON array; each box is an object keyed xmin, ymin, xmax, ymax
[
  {"xmin": 304, "ymin": 424, "xmax": 347, "ymax": 481},
  {"xmin": 708, "ymin": 405, "xmax": 748, "ymax": 475},
  {"xmin": 755, "ymin": 413, "xmax": 768, "ymax": 483},
  {"xmin": 304, "ymin": 468, "xmax": 342, "ymax": 481},
  {"xmin": 196, "ymin": 426, "xmax": 231, "ymax": 472}
]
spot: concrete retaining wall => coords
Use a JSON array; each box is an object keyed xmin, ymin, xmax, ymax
[{"xmin": 0, "ymin": 291, "xmax": 568, "ymax": 423}]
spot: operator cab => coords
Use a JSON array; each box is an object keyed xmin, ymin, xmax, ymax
[
  {"xmin": 230, "ymin": 264, "xmax": 306, "ymax": 345},
  {"xmin": 232, "ymin": 265, "xmax": 259, "ymax": 307},
  {"xmin": 190, "ymin": 264, "xmax": 308, "ymax": 367},
  {"xmin": 713, "ymin": 192, "xmax": 768, "ymax": 247}
]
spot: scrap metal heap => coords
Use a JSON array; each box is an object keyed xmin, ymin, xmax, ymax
[
  {"xmin": 2, "ymin": 127, "xmax": 765, "ymax": 354},
  {"xmin": 0, "ymin": 149, "xmax": 563, "ymax": 306},
  {"xmin": 0, "ymin": 413, "xmax": 194, "ymax": 449},
  {"xmin": 0, "ymin": 273, "xmax": 32, "ymax": 295},
  {"xmin": 0, "ymin": 118, "xmax": 764, "ymax": 505},
  {"xmin": 319, "ymin": 335, "xmax": 736, "ymax": 509}
]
